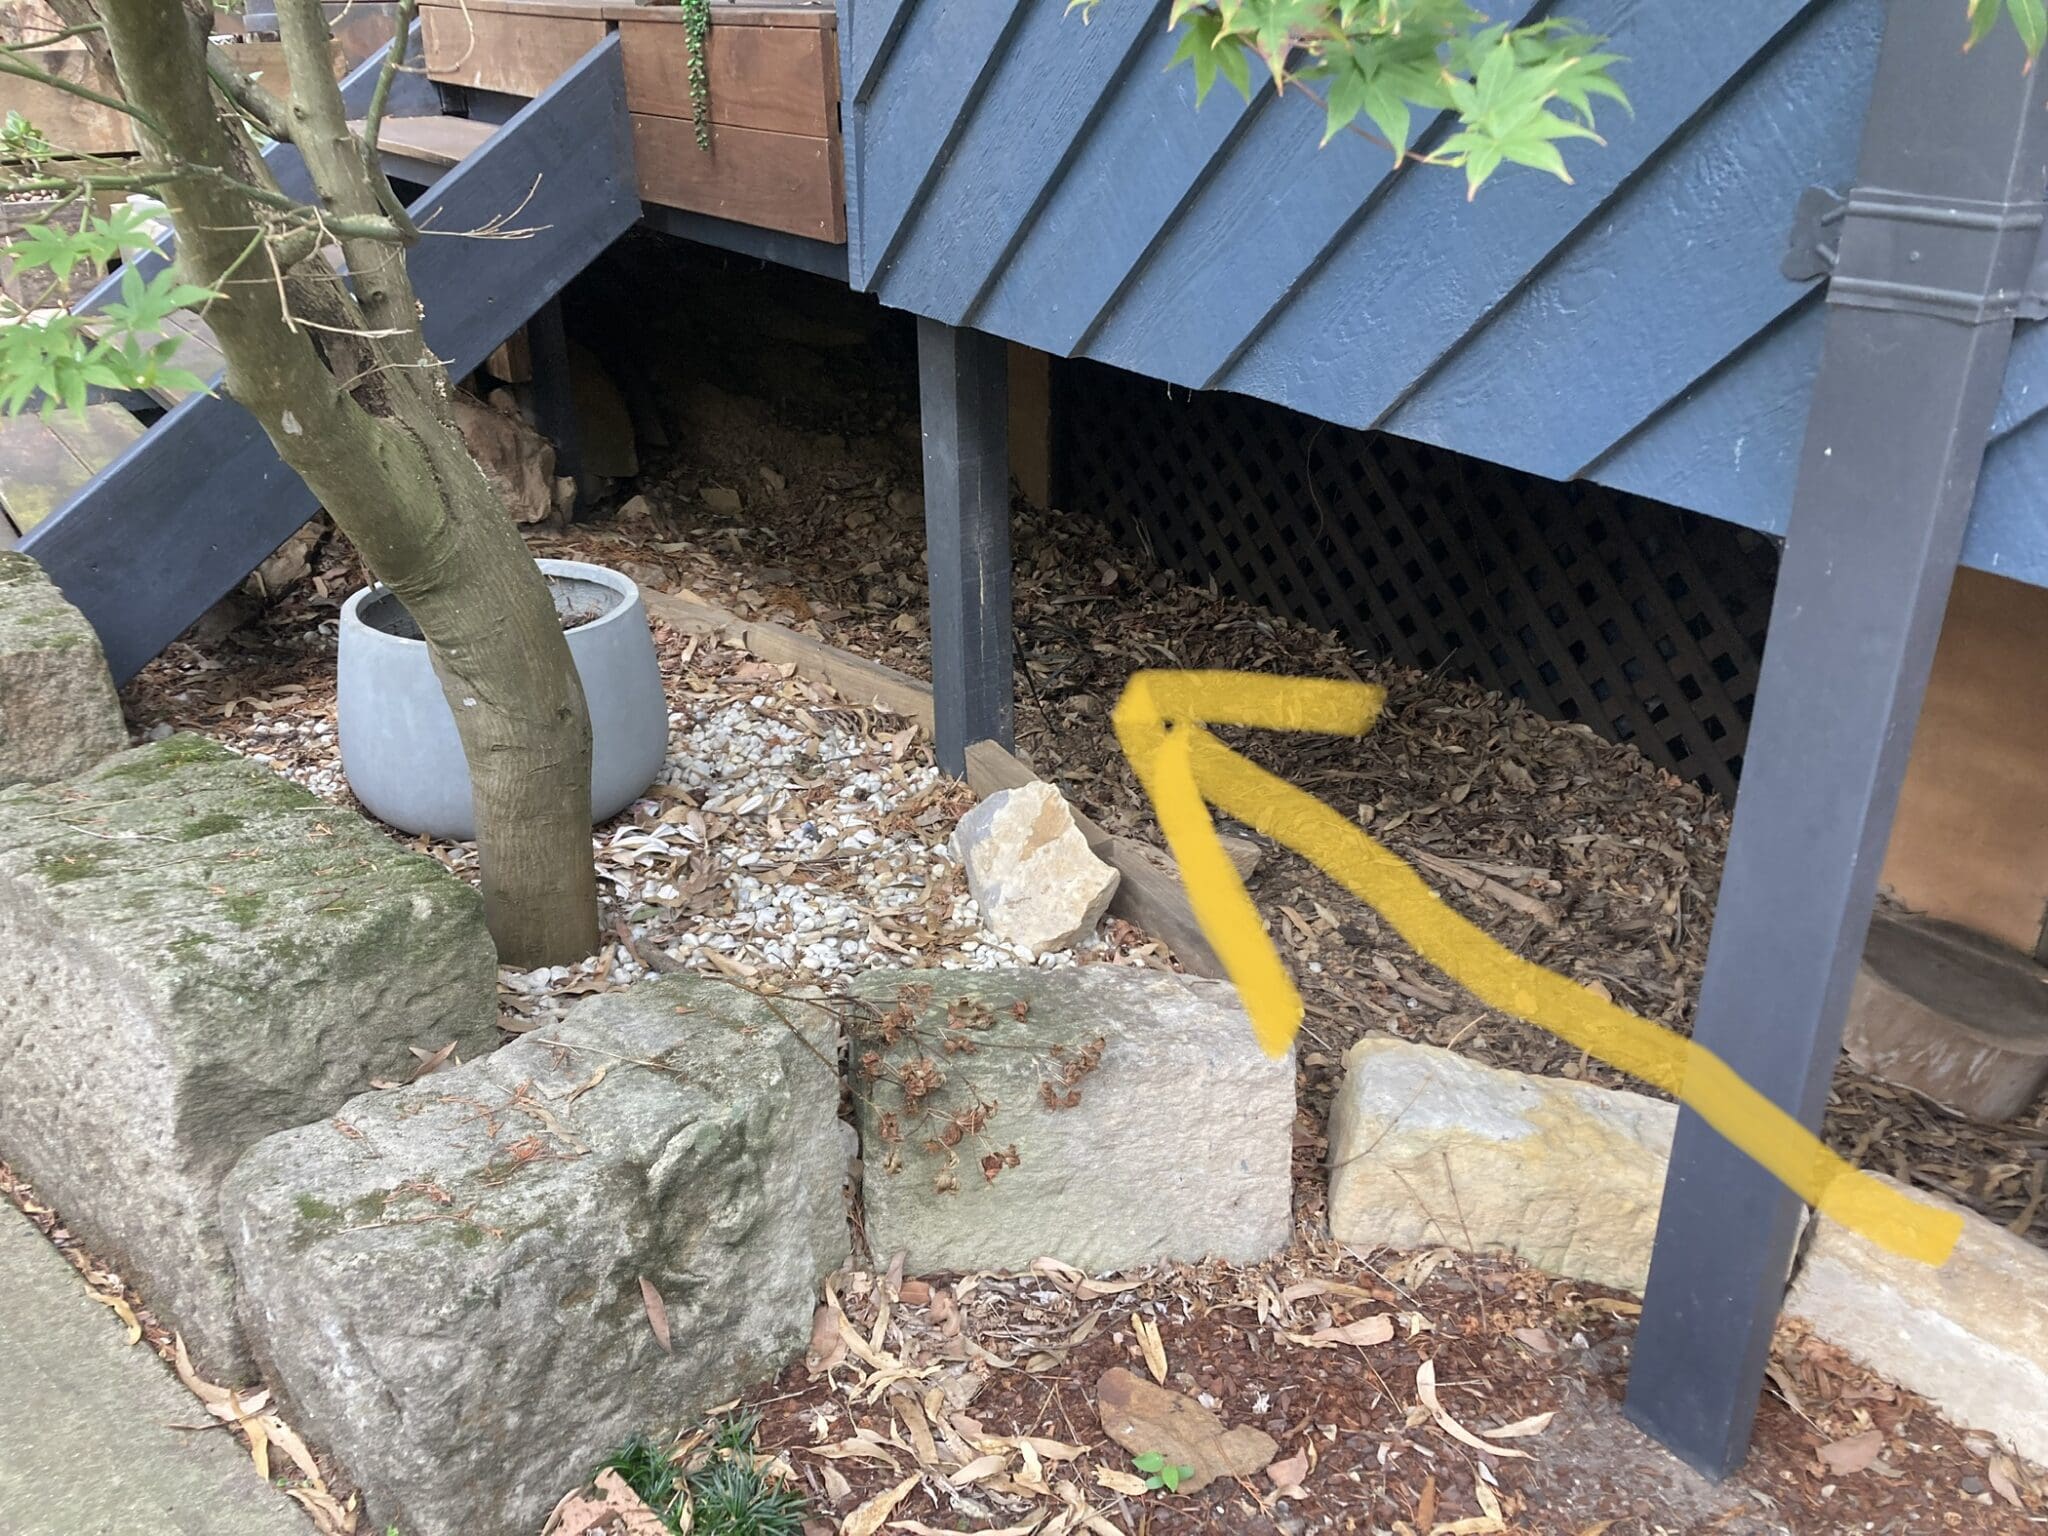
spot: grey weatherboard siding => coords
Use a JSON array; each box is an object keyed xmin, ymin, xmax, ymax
[{"xmin": 839, "ymin": 0, "xmax": 2048, "ymax": 590}]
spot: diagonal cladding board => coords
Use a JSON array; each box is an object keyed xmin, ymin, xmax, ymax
[
  {"xmin": 23, "ymin": 35, "xmax": 636, "ymax": 682},
  {"xmin": 842, "ymin": 0, "xmax": 2048, "ymax": 590}
]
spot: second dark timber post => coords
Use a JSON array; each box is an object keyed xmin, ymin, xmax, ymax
[
  {"xmin": 1626, "ymin": 1, "xmax": 2048, "ymax": 1476},
  {"xmin": 916, "ymin": 317, "xmax": 1014, "ymax": 775}
]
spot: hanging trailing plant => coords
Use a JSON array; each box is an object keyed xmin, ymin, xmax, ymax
[{"xmin": 678, "ymin": 0, "xmax": 712, "ymax": 152}]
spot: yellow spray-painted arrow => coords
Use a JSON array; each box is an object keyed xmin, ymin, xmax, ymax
[{"xmin": 1112, "ymin": 669, "xmax": 1960, "ymax": 1267}]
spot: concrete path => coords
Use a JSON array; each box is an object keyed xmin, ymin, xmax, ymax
[{"xmin": 0, "ymin": 1204, "xmax": 309, "ymax": 1536}]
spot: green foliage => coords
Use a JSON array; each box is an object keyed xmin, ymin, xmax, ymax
[
  {"xmin": 1970, "ymin": 0, "xmax": 2048, "ymax": 58},
  {"xmin": 600, "ymin": 1415, "xmax": 809, "ymax": 1536},
  {"xmin": 1132, "ymin": 1450, "xmax": 1197, "ymax": 1492},
  {"xmin": 679, "ymin": 0, "xmax": 713, "ymax": 153},
  {"xmin": 3, "ymin": 110, "xmax": 56, "ymax": 164},
  {"xmin": 1075, "ymin": 0, "xmax": 2046, "ymax": 200},
  {"xmin": 0, "ymin": 203, "xmax": 216, "ymax": 414},
  {"xmin": 1076, "ymin": 0, "xmax": 1627, "ymax": 197},
  {"xmin": 602, "ymin": 1434, "xmax": 685, "ymax": 1521}
]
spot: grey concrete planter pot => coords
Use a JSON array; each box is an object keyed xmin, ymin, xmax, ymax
[{"xmin": 337, "ymin": 559, "xmax": 668, "ymax": 840}]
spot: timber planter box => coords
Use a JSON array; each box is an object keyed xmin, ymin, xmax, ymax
[
  {"xmin": 421, "ymin": 0, "xmax": 611, "ymax": 97},
  {"xmin": 613, "ymin": 3, "xmax": 842, "ymax": 242},
  {"xmin": 417, "ymin": 0, "xmax": 844, "ymax": 243},
  {"xmin": 0, "ymin": 41, "xmax": 134, "ymax": 157}
]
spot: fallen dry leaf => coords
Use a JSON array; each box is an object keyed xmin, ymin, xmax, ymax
[
  {"xmin": 809, "ymin": 1302, "xmax": 849, "ymax": 1373},
  {"xmin": 90, "ymin": 1288, "xmax": 141, "ymax": 1345},
  {"xmin": 547, "ymin": 1468, "xmax": 670, "ymax": 1536},
  {"xmin": 1264, "ymin": 1445, "xmax": 1310, "ymax": 1498},
  {"xmin": 1415, "ymin": 1472, "xmax": 1438, "ymax": 1528},
  {"xmin": 1486, "ymin": 1410, "xmax": 1555, "ymax": 1439},
  {"xmin": 1816, "ymin": 1428, "xmax": 1882, "ymax": 1476},
  {"xmin": 1290, "ymin": 1313, "xmax": 1395, "ymax": 1350},
  {"xmin": 1415, "ymin": 1360, "xmax": 1529, "ymax": 1460},
  {"xmin": 639, "ymin": 1277, "xmax": 673, "ymax": 1354},
  {"xmin": 1094, "ymin": 1366, "xmax": 1277, "ymax": 1493},
  {"xmin": 839, "ymin": 1472, "xmax": 918, "ymax": 1536},
  {"xmin": 1094, "ymin": 1465, "xmax": 1150, "ymax": 1498},
  {"xmin": 1132, "ymin": 1313, "xmax": 1167, "ymax": 1384},
  {"xmin": 1989, "ymin": 1454, "xmax": 2027, "ymax": 1510},
  {"xmin": 947, "ymin": 1452, "xmax": 1008, "ymax": 1486}
]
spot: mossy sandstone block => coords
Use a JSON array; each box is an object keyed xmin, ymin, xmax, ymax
[
  {"xmin": 848, "ymin": 966, "xmax": 1294, "ymax": 1274},
  {"xmin": 0, "ymin": 551, "xmax": 126, "ymax": 787},
  {"xmin": 0, "ymin": 735, "xmax": 496, "ymax": 1375},
  {"xmin": 221, "ymin": 978, "xmax": 848, "ymax": 1536}
]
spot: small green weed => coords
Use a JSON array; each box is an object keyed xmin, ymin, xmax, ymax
[
  {"xmin": 599, "ymin": 1414, "xmax": 808, "ymax": 1535},
  {"xmin": 1132, "ymin": 1450, "xmax": 1196, "ymax": 1493}
]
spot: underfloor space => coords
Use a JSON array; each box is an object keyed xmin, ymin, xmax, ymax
[
  {"xmin": 63, "ymin": 237, "xmax": 2044, "ymax": 1532},
  {"xmin": 125, "ymin": 236, "xmax": 2048, "ymax": 1254}
]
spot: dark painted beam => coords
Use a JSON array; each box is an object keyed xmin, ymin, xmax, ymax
[
  {"xmin": 1625, "ymin": 0, "xmax": 2048, "ymax": 1477},
  {"xmin": 916, "ymin": 317, "xmax": 1012, "ymax": 775},
  {"xmin": 25, "ymin": 35, "xmax": 636, "ymax": 680},
  {"xmin": 638, "ymin": 204, "xmax": 849, "ymax": 283}
]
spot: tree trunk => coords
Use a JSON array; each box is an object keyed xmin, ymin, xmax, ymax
[{"xmin": 93, "ymin": 0, "xmax": 600, "ymax": 964}]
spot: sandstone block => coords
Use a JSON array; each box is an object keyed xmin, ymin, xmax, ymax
[
  {"xmin": 1787, "ymin": 1177, "xmax": 2048, "ymax": 1466},
  {"xmin": 0, "ymin": 735, "xmax": 496, "ymax": 1374},
  {"xmin": 1327, "ymin": 1037, "xmax": 1675, "ymax": 1291},
  {"xmin": 849, "ymin": 966, "xmax": 1292, "ymax": 1274},
  {"xmin": 0, "ymin": 551, "xmax": 126, "ymax": 786},
  {"xmin": 953, "ymin": 781, "xmax": 1119, "ymax": 953},
  {"xmin": 221, "ymin": 977, "xmax": 848, "ymax": 1536}
]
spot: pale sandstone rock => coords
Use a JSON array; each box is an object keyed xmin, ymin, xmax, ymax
[
  {"xmin": 223, "ymin": 978, "xmax": 846, "ymax": 1536},
  {"xmin": 0, "ymin": 735, "xmax": 496, "ymax": 1374},
  {"xmin": 953, "ymin": 780, "xmax": 1119, "ymax": 953},
  {"xmin": 1327, "ymin": 1036, "xmax": 1675, "ymax": 1292},
  {"xmin": 1787, "ymin": 1177, "xmax": 2048, "ymax": 1465},
  {"xmin": 0, "ymin": 551, "xmax": 126, "ymax": 787}
]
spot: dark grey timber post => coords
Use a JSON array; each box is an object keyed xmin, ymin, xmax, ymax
[
  {"xmin": 525, "ymin": 296, "xmax": 588, "ymax": 515},
  {"xmin": 916, "ymin": 317, "xmax": 1014, "ymax": 775},
  {"xmin": 1626, "ymin": 3, "xmax": 2048, "ymax": 1476}
]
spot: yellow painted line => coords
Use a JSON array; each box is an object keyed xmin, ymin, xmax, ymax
[{"xmin": 1112, "ymin": 669, "xmax": 1961, "ymax": 1267}]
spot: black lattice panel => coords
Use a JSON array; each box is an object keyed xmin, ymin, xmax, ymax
[{"xmin": 1055, "ymin": 359, "xmax": 1779, "ymax": 801}]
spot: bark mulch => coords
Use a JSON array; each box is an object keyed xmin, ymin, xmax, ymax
[{"xmin": 735, "ymin": 1238, "xmax": 2042, "ymax": 1535}]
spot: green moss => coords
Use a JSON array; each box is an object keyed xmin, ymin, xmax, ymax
[
  {"xmin": 295, "ymin": 1195, "xmax": 340, "ymax": 1223},
  {"xmin": 222, "ymin": 891, "xmax": 267, "ymax": 927},
  {"xmin": 97, "ymin": 736, "xmax": 221, "ymax": 780},
  {"xmin": 351, "ymin": 1192, "xmax": 391, "ymax": 1224},
  {"xmin": 453, "ymin": 1222, "xmax": 487, "ymax": 1249},
  {"xmin": 36, "ymin": 846, "xmax": 107, "ymax": 884},
  {"xmin": 177, "ymin": 812, "xmax": 244, "ymax": 842}
]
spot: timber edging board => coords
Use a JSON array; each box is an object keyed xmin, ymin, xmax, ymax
[{"xmin": 418, "ymin": 0, "xmax": 844, "ymax": 243}]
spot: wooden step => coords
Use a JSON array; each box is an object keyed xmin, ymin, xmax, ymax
[
  {"xmin": 0, "ymin": 403, "xmax": 147, "ymax": 544},
  {"xmin": 356, "ymin": 114, "xmax": 496, "ymax": 170}
]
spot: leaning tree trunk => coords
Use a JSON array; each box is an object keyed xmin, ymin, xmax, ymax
[{"xmin": 93, "ymin": 0, "xmax": 600, "ymax": 964}]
